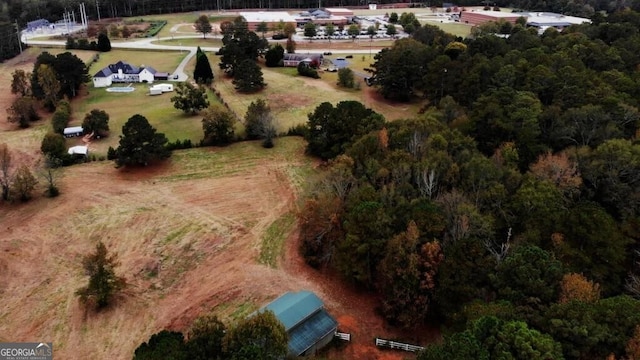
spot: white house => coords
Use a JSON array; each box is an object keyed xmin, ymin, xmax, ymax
[{"xmin": 93, "ymin": 61, "xmax": 162, "ymax": 88}]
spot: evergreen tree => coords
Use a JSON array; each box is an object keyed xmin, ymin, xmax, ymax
[
  {"xmin": 232, "ymin": 59, "xmax": 265, "ymax": 93},
  {"xmin": 75, "ymin": 241, "xmax": 126, "ymax": 310},
  {"xmin": 97, "ymin": 32, "xmax": 111, "ymax": 52},
  {"xmin": 114, "ymin": 114, "xmax": 170, "ymax": 167},
  {"xmin": 194, "ymin": 47, "xmax": 214, "ymax": 85}
]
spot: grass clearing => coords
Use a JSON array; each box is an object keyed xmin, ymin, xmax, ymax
[
  {"xmin": 71, "ymin": 82, "xmax": 204, "ymax": 155},
  {"xmin": 212, "ymin": 53, "xmax": 422, "ymax": 130},
  {"xmin": 159, "ymin": 137, "xmax": 313, "ymax": 183},
  {"xmin": 423, "ymin": 21, "xmax": 473, "ymax": 37},
  {"xmin": 259, "ymin": 212, "xmax": 296, "ymax": 268}
]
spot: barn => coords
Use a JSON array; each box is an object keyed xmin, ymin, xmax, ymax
[{"xmin": 262, "ymin": 290, "xmax": 338, "ymax": 357}]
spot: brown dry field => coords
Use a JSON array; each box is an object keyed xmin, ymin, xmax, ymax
[{"xmin": 0, "ymin": 50, "xmax": 437, "ymax": 359}]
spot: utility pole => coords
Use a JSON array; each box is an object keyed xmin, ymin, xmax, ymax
[
  {"xmin": 96, "ymin": 0, "xmax": 101, "ymax": 22},
  {"xmin": 14, "ymin": 20, "xmax": 23, "ymax": 53}
]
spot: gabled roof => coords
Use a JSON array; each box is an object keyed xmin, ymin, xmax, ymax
[
  {"xmin": 94, "ymin": 61, "xmax": 142, "ymax": 78},
  {"xmin": 263, "ymin": 291, "xmax": 323, "ymax": 331},
  {"xmin": 289, "ymin": 309, "xmax": 337, "ymax": 355},
  {"xmin": 283, "ymin": 53, "xmax": 323, "ymax": 62},
  {"xmin": 262, "ymin": 291, "xmax": 338, "ymax": 356},
  {"xmin": 143, "ymin": 66, "xmax": 157, "ymax": 74}
]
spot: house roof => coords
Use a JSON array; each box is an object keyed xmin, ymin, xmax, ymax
[
  {"xmin": 263, "ymin": 291, "xmax": 324, "ymax": 331},
  {"xmin": 284, "ymin": 53, "xmax": 323, "ymax": 62},
  {"xmin": 288, "ymin": 309, "xmax": 337, "ymax": 355},
  {"xmin": 94, "ymin": 61, "xmax": 143, "ymax": 78},
  {"xmin": 63, "ymin": 126, "xmax": 83, "ymax": 134}
]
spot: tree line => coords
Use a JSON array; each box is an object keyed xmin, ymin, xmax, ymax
[
  {"xmin": 2, "ymin": 0, "xmax": 638, "ymax": 26},
  {"xmin": 296, "ymin": 8, "xmax": 640, "ymax": 359}
]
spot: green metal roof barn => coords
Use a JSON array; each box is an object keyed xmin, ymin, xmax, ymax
[{"xmin": 262, "ymin": 291, "xmax": 338, "ymax": 356}]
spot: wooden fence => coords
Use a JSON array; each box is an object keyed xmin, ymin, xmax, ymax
[
  {"xmin": 335, "ymin": 332, "xmax": 351, "ymax": 341},
  {"xmin": 375, "ymin": 338, "xmax": 424, "ymax": 352}
]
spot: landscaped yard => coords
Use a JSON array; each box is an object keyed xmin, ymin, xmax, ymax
[{"xmin": 89, "ymin": 49, "xmax": 185, "ymax": 76}]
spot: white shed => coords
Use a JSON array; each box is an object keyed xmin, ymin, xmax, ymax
[
  {"xmin": 68, "ymin": 145, "xmax": 89, "ymax": 156},
  {"xmin": 63, "ymin": 126, "xmax": 84, "ymax": 137}
]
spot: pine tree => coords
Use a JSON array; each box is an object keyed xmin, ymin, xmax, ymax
[
  {"xmin": 115, "ymin": 114, "xmax": 170, "ymax": 167},
  {"xmin": 194, "ymin": 47, "xmax": 214, "ymax": 85},
  {"xmin": 76, "ymin": 242, "xmax": 126, "ymax": 310}
]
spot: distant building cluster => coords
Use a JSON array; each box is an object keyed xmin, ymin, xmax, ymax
[
  {"xmin": 240, "ymin": 7, "xmax": 355, "ymax": 31},
  {"xmin": 458, "ymin": 10, "xmax": 590, "ymax": 32}
]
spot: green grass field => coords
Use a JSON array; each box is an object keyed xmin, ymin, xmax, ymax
[
  {"xmin": 70, "ymin": 83, "xmax": 205, "ymax": 155},
  {"xmin": 422, "ymin": 20, "xmax": 473, "ymax": 37}
]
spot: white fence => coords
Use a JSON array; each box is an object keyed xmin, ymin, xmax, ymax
[
  {"xmin": 335, "ymin": 332, "xmax": 351, "ymax": 341},
  {"xmin": 375, "ymin": 338, "xmax": 424, "ymax": 352}
]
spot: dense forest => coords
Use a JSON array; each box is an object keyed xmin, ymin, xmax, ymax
[{"xmin": 298, "ymin": 9, "xmax": 640, "ymax": 360}]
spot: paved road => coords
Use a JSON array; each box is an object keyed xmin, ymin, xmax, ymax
[{"xmin": 23, "ymin": 32, "xmax": 381, "ymax": 82}]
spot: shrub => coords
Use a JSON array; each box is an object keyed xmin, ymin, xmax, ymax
[
  {"xmin": 297, "ymin": 62, "xmax": 320, "ymax": 79},
  {"xmin": 107, "ymin": 146, "xmax": 117, "ymax": 160},
  {"xmin": 287, "ymin": 123, "xmax": 309, "ymax": 137},
  {"xmin": 337, "ymin": 67, "xmax": 355, "ymax": 88}
]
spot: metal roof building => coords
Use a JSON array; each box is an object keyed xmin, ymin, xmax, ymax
[{"xmin": 262, "ymin": 290, "xmax": 338, "ymax": 356}]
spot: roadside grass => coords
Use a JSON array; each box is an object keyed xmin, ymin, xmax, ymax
[
  {"xmin": 259, "ymin": 212, "xmax": 296, "ymax": 268},
  {"xmin": 152, "ymin": 38, "xmax": 223, "ymax": 48}
]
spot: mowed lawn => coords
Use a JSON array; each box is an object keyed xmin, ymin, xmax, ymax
[
  {"xmin": 71, "ymin": 50, "xmax": 204, "ymax": 155},
  {"xmin": 210, "ymin": 53, "xmax": 423, "ymax": 133}
]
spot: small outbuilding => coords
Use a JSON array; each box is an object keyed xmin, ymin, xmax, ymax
[
  {"xmin": 67, "ymin": 145, "xmax": 89, "ymax": 156},
  {"xmin": 283, "ymin": 53, "xmax": 324, "ymax": 67},
  {"xmin": 262, "ymin": 290, "xmax": 338, "ymax": 357},
  {"xmin": 63, "ymin": 126, "xmax": 84, "ymax": 137}
]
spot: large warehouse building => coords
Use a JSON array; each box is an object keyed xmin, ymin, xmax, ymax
[
  {"xmin": 239, "ymin": 11, "xmax": 297, "ymax": 31},
  {"xmin": 459, "ymin": 9, "xmax": 590, "ymax": 31}
]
